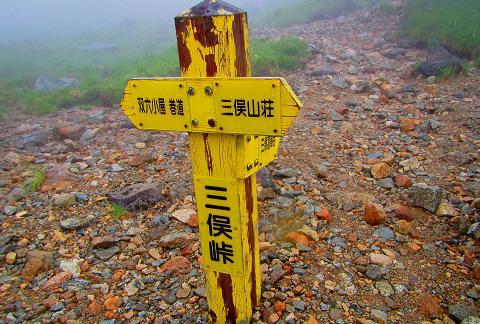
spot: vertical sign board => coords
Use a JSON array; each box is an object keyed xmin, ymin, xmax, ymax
[
  {"xmin": 194, "ymin": 176, "xmax": 244, "ymax": 276},
  {"xmin": 120, "ymin": 1, "xmax": 302, "ymax": 322}
]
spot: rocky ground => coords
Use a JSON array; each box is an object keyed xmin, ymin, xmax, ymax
[{"xmin": 0, "ymin": 3, "xmax": 479, "ymax": 324}]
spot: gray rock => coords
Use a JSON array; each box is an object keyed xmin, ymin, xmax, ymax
[
  {"xmin": 281, "ymin": 190, "xmax": 304, "ymax": 198},
  {"xmin": 94, "ymin": 246, "xmax": 121, "ymax": 261},
  {"xmin": 468, "ymin": 223, "xmax": 480, "ymax": 240},
  {"xmin": 375, "ymin": 281, "xmax": 394, "ymax": 296},
  {"xmin": 315, "ymin": 164, "xmax": 329, "ymax": 179},
  {"xmin": 4, "ymin": 206, "xmax": 16, "ymax": 216},
  {"xmin": 109, "ymin": 183, "xmax": 164, "ymax": 211},
  {"xmin": 193, "ymin": 287, "xmax": 207, "ymax": 298},
  {"xmin": 79, "ymin": 128, "xmax": 100, "ymax": 142},
  {"xmin": 151, "ymin": 215, "xmax": 170, "ymax": 227},
  {"xmin": 445, "ymin": 152, "xmax": 472, "ymax": 166},
  {"xmin": 15, "ymin": 131, "xmax": 49, "ymax": 150},
  {"xmin": 34, "ymin": 77, "xmax": 79, "ymax": 92},
  {"xmin": 111, "ymin": 164, "xmax": 125, "ymax": 172},
  {"xmin": 257, "ymin": 168, "xmax": 274, "ymax": 188},
  {"xmin": 327, "ymin": 111, "xmax": 345, "ymax": 121},
  {"xmin": 448, "ymin": 304, "xmax": 477, "ymax": 322},
  {"xmin": 60, "ymin": 259, "xmax": 82, "ymax": 277},
  {"xmin": 7, "ymin": 187, "xmax": 28, "ymax": 202},
  {"xmin": 74, "ymin": 193, "xmax": 89, "ymax": 203},
  {"xmin": 292, "ymin": 300, "xmax": 305, "ymax": 311},
  {"xmin": 328, "ymin": 236, "xmax": 347, "ymax": 251},
  {"xmin": 462, "ymin": 316, "xmax": 480, "ymax": 324},
  {"xmin": 347, "ymin": 65, "xmax": 358, "ymax": 75},
  {"xmin": 49, "ymin": 303, "xmax": 65, "ymax": 312},
  {"xmin": 377, "ymin": 178, "xmax": 395, "ymax": 189},
  {"xmin": 276, "ymin": 168, "xmax": 299, "ymax": 178},
  {"xmin": 61, "ymin": 278, "xmax": 91, "ymax": 291},
  {"xmin": 60, "ymin": 216, "xmax": 93, "ymax": 230},
  {"xmin": 54, "ymin": 193, "xmax": 76, "ymax": 208},
  {"xmin": 419, "ymin": 47, "xmax": 462, "ymax": 77},
  {"xmin": 428, "ymin": 119, "xmax": 442, "ymax": 130},
  {"xmin": 371, "ymin": 309, "xmax": 388, "ymax": 323},
  {"xmin": 332, "ymin": 76, "xmax": 350, "ymax": 89},
  {"xmin": 312, "ymin": 64, "xmax": 336, "ymax": 77},
  {"xmin": 409, "ymin": 183, "xmax": 442, "ymax": 212},
  {"xmin": 366, "ymin": 265, "xmax": 388, "ymax": 280},
  {"xmin": 372, "ymin": 227, "xmax": 395, "ymax": 241}
]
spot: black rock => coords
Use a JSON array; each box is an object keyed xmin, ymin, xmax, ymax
[
  {"xmin": 418, "ymin": 47, "xmax": 462, "ymax": 77},
  {"xmin": 312, "ymin": 64, "xmax": 337, "ymax": 77},
  {"xmin": 109, "ymin": 183, "xmax": 164, "ymax": 211}
]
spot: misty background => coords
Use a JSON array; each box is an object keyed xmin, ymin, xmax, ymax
[{"xmin": 0, "ymin": 0, "xmax": 287, "ymax": 44}]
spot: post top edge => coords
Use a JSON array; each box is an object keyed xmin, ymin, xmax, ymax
[{"xmin": 176, "ymin": 0, "xmax": 245, "ymax": 18}]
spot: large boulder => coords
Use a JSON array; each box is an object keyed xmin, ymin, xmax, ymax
[
  {"xmin": 34, "ymin": 77, "xmax": 79, "ymax": 92},
  {"xmin": 418, "ymin": 47, "xmax": 462, "ymax": 77},
  {"xmin": 108, "ymin": 183, "xmax": 164, "ymax": 211}
]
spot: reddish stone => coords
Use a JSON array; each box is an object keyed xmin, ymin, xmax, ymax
[
  {"xmin": 80, "ymin": 260, "xmax": 90, "ymax": 273},
  {"xmin": 393, "ymin": 204, "xmax": 413, "ymax": 221},
  {"xmin": 43, "ymin": 272, "xmax": 72, "ymax": 291},
  {"xmin": 55, "ymin": 124, "xmax": 85, "ymax": 140},
  {"xmin": 41, "ymin": 165, "xmax": 76, "ymax": 192},
  {"xmin": 399, "ymin": 118, "xmax": 420, "ymax": 133},
  {"xmin": 315, "ymin": 208, "xmax": 332, "ymax": 222},
  {"xmin": 105, "ymin": 311, "xmax": 116, "ymax": 319},
  {"xmin": 104, "ymin": 296, "xmax": 122, "ymax": 311},
  {"xmin": 378, "ymin": 95, "xmax": 390, "ymax": 104},
  {"xmin": 472, "ymin": 267, "xmax": 480, "ymax": 281},
  {"xmin": 364, "ymin": 203, "xmax": 386, "ymax": 226},
  {"xmin": 335, "ymin": 107, "xmax": 349, "ymax": 115},
  {"xmin": 274, "ymin": 301, "xmax": 286, "ymax": 313},
  {"xmin": 42, "ymin": 295, "xmax": 59, "ymax": 309},
  {"xmin": 371, "ymin": 163, "xmax": 392, "ymax": 179},
  {"xmin": 22, "ymin": 250, "xmax": 54, "ymax": 281},
  {"xmin": 89, "ymin": 300, "xmax": 102, "ymax": 314},
  {"xmin": 159, "ymin": 256, "xmax": 192, "ymax": 272},
  {"xmin": 188, "ymin": 213, "xmax": 199, "ymax": 228},
  {"xmin": 181, "ymin": 242, "xmax": 198, "ymax": 256},
  {"xmin": 417, "ymin": 293, "xmax": 444, "ymax": 317},
  {"xmin": 286, "ymin": 232, "xmax": 311, "ymax": 245},
  {"xmin": 395, "ymin": 175, "xmax": 413, "ymax": 188}
]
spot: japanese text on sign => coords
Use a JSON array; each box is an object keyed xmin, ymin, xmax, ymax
[
  {"xmin": 137, "ymin": 97, "xmax": 185, "ymax": 116},
  {"xmin": 205, "ymin": 185, "xmax": 235, "ymax": 265},
  {"xmin": 195, "ymin": 176, "xmax": 243, "ymax": 276},
  {"xmin": 221, "ymin": 99, "xmax": 275, "ymax": 118}
]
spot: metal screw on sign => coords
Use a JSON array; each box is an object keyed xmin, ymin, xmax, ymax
[
  {"xmin": 119, "ymin": 0, "xmax": 302, "ymax": 322},
  {"xmin": 204, "ymin": 86, "xmax": 214, "ymax": 96}
]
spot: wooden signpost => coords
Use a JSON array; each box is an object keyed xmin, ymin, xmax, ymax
[{"xmin": 120, "ymin": 0, "xmax": 302, "ymax": 322}]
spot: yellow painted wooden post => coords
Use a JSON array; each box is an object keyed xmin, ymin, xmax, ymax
[
  {"xmin": 119, "ymin": 1, "xmax": 302, "ymax": 322},
  {"xmin": 175, "ymin": 2, "xmax": 259, "ymax": 322}
]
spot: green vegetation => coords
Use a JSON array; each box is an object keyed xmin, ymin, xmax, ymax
[
  {"xmin": 109, "ymin": 203, "xmax": 128, "ymax": 219},
  {"xmin": 252, "ymin": 37, "xmax": 311, "ymax": 75},
  {"xmin": 437, "ymin": 66, "xmax": 457, "ymax": 81},
  {"xmin": 402, "ymin": 0, "xmax": 480, "ymax": 57},
  {"xmin": 262, "ymin": 0, "xmax": 377, "ymax": 27},
  {"xmin": 23, "ymin": 166, "xmax": 46, "ymax": 193},
  {"xmin": 0, "ymin": 34, "xmax": 309, "ymax": 117}
]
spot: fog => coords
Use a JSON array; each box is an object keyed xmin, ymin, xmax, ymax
[{"xmin": 0, "ymin": 0, "xmax": 286, "ymax": 44}]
